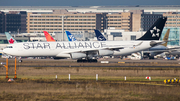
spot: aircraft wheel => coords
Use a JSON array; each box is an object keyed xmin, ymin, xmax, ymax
[
  {"xmin": 19, "ymin": 60, "xmax": 22, "ymax": 62},
  {"xmin": 83, "ymin": 59, "xmax": 87, "ymax": 62},
  {"xmin": 93, "ymin": 59, "xmax": 97, "ymax": 62},
  {"xmin": 87, "ymin": 59, "xmax": 97, "ymax": 62},
  {"xmin": 77, "ymin": 59, "xmax": 82, "ymax": 62}
]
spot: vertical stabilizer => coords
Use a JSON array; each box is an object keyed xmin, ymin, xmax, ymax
[
  {"xmin": 65, "ymin": 31, "xmax": 77, "ymax": 41},
  {"xmin": 43, "ymin": 31, "xmax": 55, "ymax": 42},
  {"xmin": 5, "ymin": 32, "xmax": 17, "ymax": 44},
  {"xmin": 162, "ymin": 29, "xmax": 170, "ymax": 47},
  {"xmin": 94, "ymin": 30, "xmax": 106, "ymax": 41},
  {"xmin": 137, "ymin": 17, "xmax": 167, "ymax": 40}
]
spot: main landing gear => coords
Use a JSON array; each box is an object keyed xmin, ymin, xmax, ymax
[
  {"xmin": 77, "ymin": 59, "xmax": 97, "ymax": 63},
  {"xmin": 19, "ymin": 60, "xmax": 22, "ymax": 62},
  {"xmin": 77, "ymin": 52, "xmax": 98, "ymax": 62}
]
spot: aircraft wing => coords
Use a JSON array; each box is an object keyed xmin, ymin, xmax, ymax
[
  {"xmin": 64, "ymin": 41, "xmax": 143, "ymax": 54},
  {"xmin": 144, "ymin": 47, "xmax": 180, "ymax": 55},
  {"xmin": 60, "ymin": 46, "xmax": 125, "ymax": 54},
  {"xmin": 168, "ymin": 46, "xmax": 180, "ymax": 50},
  {"xmin": 144, "ymin": 50, "xmax": 170, "ymax": 54}
]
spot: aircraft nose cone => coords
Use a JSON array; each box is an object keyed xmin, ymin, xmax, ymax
[
  {"xmin": 3, "ymin": 48, "xmax": 11, "ymax": 55},
  {"xmin": 3, "ymin": 48, "xmax": 7, "ymax": 54}
]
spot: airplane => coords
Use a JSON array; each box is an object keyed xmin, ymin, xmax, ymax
[
  {"xmin": 5, "ymin": 31, "xmax": 55, "ymax": 60},
  {"xmin": 163, "ymin": 45, "xmax": 180, "ymax": 57},
  {"xmin": 5, "ymin": 32, "xmax": 17, "ymax": 44},
  {"xmin": 94, "ymin": 28, "xmax": 171, "ymax": 59},
  {"xmin": 3, "ymin": 32, "xmax": 21, "ymax": 59},
  {"xmin": 143, "ymin": 29, "xmax": 170, "ymax": 59},
  {"xmin": 3, "ymin": 17, "xmax": 167, "ymax": 62},
  {"xmin": 65, "ymin": 31, "xmax": 77, "ymax": 41},
  {"xmin": 43, "ymin": 31, "xmax": 56, "ymax": 42}
]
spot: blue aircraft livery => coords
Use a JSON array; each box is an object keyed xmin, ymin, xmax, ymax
[
  {"xmin": 94, "ymin": 30, "xmax": 106, "ymax": 41},
  {"xmin": 65, "ymin": 31, "xmax": 77, "ymax": 41}
]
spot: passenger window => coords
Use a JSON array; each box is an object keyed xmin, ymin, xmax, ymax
[{"xmin": 5, "ymin": 46, "xmax": 13, "ymax": 48}]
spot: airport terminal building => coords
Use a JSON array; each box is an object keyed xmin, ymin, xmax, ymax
[{"xmin": 0, "ymin": 6, "xmax": 180, "ymax": 46}]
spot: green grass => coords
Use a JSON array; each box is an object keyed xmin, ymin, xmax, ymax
[{"xmin": 0, "ymin": 75, "xmax": 177, "ymax": 82}]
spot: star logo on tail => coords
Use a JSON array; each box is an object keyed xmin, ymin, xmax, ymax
[{"xmin": 150, "ymin": 26, "xmax": 160, "ymax": 37}]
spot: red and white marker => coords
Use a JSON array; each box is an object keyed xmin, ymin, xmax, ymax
[{"xmin": 145, "ymin": 77, "xmax": 151, "ymax": 80}]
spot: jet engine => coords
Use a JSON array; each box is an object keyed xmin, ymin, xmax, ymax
[
  {"xmin": 70, "ymin": 53, "xmax": 86, "ymax": 59},
  {"xmin": 148, "ymin": 52, "xmax": 156, "ymax": 59},
  {"xmin": 150, "ymin": 41, "xmax": 158, "ymax": 47},
  {"xmin": 98, "ymin": 49, "xmax": 114, "ymax": 56}
]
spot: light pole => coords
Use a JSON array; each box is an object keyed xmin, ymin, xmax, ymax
[
  {"xmin": 62, "ymin": 15, "xmax": 68, "ymax": 41},
  {"xmin": 106, "ymin": 18, "xmax": 108, "ymax": 30},
  {"xmin": 62, "ymin": 15, "xmax": 64, "ymax": 41},
  {"xmin": 104, "ymin": 16, "xmax": 108, "ymax": 35}
]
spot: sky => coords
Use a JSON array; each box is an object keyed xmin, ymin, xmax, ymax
[{"xmin": 0, "ymin": 0, "xmax": 180, "ymax": 6}]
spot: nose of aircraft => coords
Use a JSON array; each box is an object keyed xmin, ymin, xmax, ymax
[
  {"xmin": 3, "ymin": 47, "xmax": 12, "ymax": 55},
  {"xmin": 2, "ymin": 48, "xmax": 7, "ymax": 54},
  {"xmin": 0, "ymin": 49, "xmax": 3, "ymax": 54}
]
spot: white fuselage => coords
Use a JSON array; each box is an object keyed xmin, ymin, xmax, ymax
[{"xmin": 3, "ymin": 41, "xmax": 154, "ymax": 58}]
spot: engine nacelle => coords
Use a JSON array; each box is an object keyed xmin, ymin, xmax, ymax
[
  {"xmin": 149, "ymin": 52, "xmax": 155, "ymax": 57},
  {"xmin": 70, "ymin": 53, "xmax": 86, "ymax": 59},
  {"xmin": 56, "ymin": 53, "xmax": 71, "ymax": 58},
  {"xmin": 53, "ymin": 57, "xmax": 67, "ymax": 60},
  {"xmin": 150, "ymin": 41, "xmax": 158, "ymax": 47},
  {"xmin": 98, "ymin": 49, "xmax": 114, "ymax": 56},
  {"xmin": 148, "ymin": 52, "xmax": 156, "ymax": 59}
]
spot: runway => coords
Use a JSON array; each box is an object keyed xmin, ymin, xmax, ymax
[
  {"xmin": 1, "ymin": 58, "xmax": 180, "ymax": 68},
  {"xmin": 6, "ymin": 65, "xmax": 180, "ymax": 68}
]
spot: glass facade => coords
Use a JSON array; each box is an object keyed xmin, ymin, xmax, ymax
[
  {"xmin": 0, "ymin": 39, "xmax": 28, "ymax": 44},
  {"xmin": 160, "ymin": 27, "xmax": 180, "ymax": 46},
  {"xmin": 6, "ymin": 14, "xmax": 21, "ymax": 33},
  {"xmin": 141, "ymin": 14, "xmax": 163, "ymax": 31},
  {"xmin": 110, "ymin": 32, "xmax": 122, "ymax": 37}
]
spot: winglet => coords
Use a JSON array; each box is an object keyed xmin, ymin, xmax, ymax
[
  {"xmin": 5, "ymin": 32, "xmax": 17, "ymax": 44},
  {"xmin": 43, "ymin": 31, "xmax": 55, "ymax": 42},
  {"xmin": 137, "ymin": 17, "xmax": 167, "ymax": 40},
  {"xmin": 65, "ymin": 31, "xmax": 77, "ymax": 41},
  {"xmin": 94, "ymin": 30, "xmax": 106, "ymax": 41}
]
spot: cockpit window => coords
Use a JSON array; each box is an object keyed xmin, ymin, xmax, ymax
[{"xmin": 5, "ymin": 46, "xmax": 13, "ymax": 48}]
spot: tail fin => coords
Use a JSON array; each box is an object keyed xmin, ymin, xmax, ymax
[
  {"xmin": 5, "ymin": 32, "xmax": 17, "ymax": 44},
  {"xmin": 65, "ymin": 31, "xmax": 77, "ymax": 41},
  {"xmin": 94, "ymin": 30, "xmax": 106, "ymax": 41},
  {"xmin": 137, "ymin": 17, "xmax": 167, "ymax": 40},
  {"xmin": 43, "ymin": 31, "xmax": 56, "ymax": 42},
  {"xmin": 161, "ymin": 29, "xmax": 170, "ymax": 47}
]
